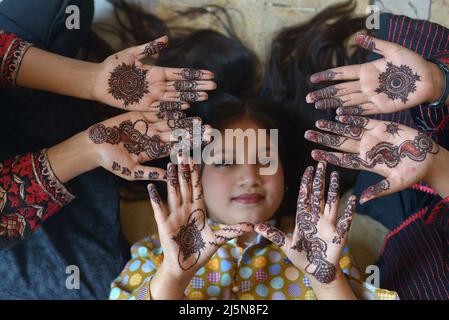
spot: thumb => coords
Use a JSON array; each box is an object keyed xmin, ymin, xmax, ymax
[
  {"xmin": 355, "ymin": 32, "xmax": 399, "ymax": 56},
  {"xmin": 211, "ymin": 222, "xmax": 254, "ymax": 246},
  {"xmin": 254, "ymin": 223, "xmax": 290, "ymax": 249},
  {"xmin": 360, "ymin": 178, "xmax": 393, "ymax": 204},
  {"xmin": 132, "ymin": 35, "xmax": 169, "ymax": 59}
]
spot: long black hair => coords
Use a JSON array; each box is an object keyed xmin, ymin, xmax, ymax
[{"xmin": 262, "ymin": 0, "xmax": 370, "ymax": 192}]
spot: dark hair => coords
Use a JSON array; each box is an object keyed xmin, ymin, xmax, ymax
[
  {"xmin": 262, "ymin": 0, "xmax": 370, "ymax": 192},
  {"xmin": 190, "ymin": 93, "xmax": 302, "ymax": 221}
]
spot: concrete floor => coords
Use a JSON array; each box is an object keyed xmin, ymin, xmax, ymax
[{"xmin": 93, "ymin": 0, "xmax": 448, "ymax": 276}]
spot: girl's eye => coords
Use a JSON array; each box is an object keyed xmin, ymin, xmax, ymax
[{"xmin": 213, "ymin": 163, "xmax": 234, "ymax": 168}]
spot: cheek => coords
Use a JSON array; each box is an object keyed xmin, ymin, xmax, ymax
[
  {"xmin": 202, "ymin": 169, "xmax": 231, "ymax": 205},
  {"xmin": 264, "ymin": 170, "xmax": 285, "ymax": 208}
]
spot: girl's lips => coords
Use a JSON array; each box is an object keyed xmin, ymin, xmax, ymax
[{"xmin": 232, "ymin": 193, "xmax": 265, "ymax": 204}]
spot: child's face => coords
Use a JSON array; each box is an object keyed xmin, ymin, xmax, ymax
[{"xmin": 202, "ymin": 117, "xmax": 285, "ymax": 225}]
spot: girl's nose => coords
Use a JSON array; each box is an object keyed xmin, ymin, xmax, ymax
[{"xmin": 237, "ymin": 164, "xmax": 262, "ymax": 187}]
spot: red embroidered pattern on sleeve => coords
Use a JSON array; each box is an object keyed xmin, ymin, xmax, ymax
[
  {"xmin": 0, "ymin": 149, "xmax": 75, "ymax": 239},
  {"xmin": 0, "ymin": 30, "xmax": 33, "ymax": 86}
]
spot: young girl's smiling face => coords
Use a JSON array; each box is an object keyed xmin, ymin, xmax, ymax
[{"xmin": 202, "ymin": 116, "xmax": 285, "ymax": 226}]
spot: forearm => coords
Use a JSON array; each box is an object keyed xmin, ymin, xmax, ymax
[
  {"xmin": 309, "ymin": 269, "xmax": 357, "ymax": 300},
  {"xmin": 47, "ymin": 131, "xmax": 99, "ymax": 183},
  {"xmin": 150, "ymin": 264, "xmax": 192, "ymax": 300},
  {"xmin": 16, "ymin": 47, "xmax": 100, "ymax": 100}
]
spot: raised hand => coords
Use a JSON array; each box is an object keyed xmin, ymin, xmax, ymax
[
  {"xmin": 306, "ymin": 32, "xmax": 444, "ymax": 116},
  {"xmin": 305, "ymin": 115, "xmax": 441, "ymax": 203},
  {"xmin": 92, "ymin": 35, "xmax": 216, "ymax": 110},
  {"xmin": 147, "ymin": 154, "xmax": 253, "ymax": 279},
  {"xmin": 86, "ymin": 110, "xmax": 211, "ymax": 181},
  {"xmin": 254, "ymin": 162, "xmax": 356, "ymax": 286}
]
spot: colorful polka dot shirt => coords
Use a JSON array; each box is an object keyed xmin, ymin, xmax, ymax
[{"xmin": 110, "ymin": 220, "xmax": 399, "ymax": 300}]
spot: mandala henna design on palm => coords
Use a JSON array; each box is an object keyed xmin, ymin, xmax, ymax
[
  {"xmin": 108, "ymin": 63, "xmax": 149, "ymax": 107},
  {"xmin": 142, "ymin": 40, "xmax": 167, "ymax": 57},
  {"xmin": 172, "ymin": 209, "xmax": 207, "ymax": 271},
  {"xmin": 332, "ymin": 197, "xmax": 355, "ymax": 245},
  {"xmin": 375, "ymin": 62, "xmax": 421, "ymax": 104},
  {"xmin": 385, "ymin": 122, "xmax": 402, "ymax": 138}
]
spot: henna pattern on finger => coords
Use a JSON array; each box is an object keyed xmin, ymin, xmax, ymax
[
  {"xmin": 134, "ymin": 170, "xmax": 144, "ymax": 179},
  {"xmin": 172, "ymin": 209, "xmax": 207, "ymax": 271},
  {"xmin": 336, "ymin": 116, "xmax": 369, "ymax": 128},
  {"xmin": 256, "ymin": 224, "xmax": 285, "ymax": 248},
  {"xmin": 306, "ymin": 131, "xmax": 348, "ymax": 147},
  {"xmin": 375, "ymin": 62, "xmax": 421, "ymax": 103},
  {"xmin": 148, "ymin": 171, "xmax": 160, "ymax": 180},
  {"xmin": 332, "ymin": 197, "xmax": 355, "ymax": 244},
  {"xmin": 180, "ymin": 163, "xmax": 191, "ymax": 183},
  {"xmin": 385, "ymin": 122, "xmax": 402, "ymax": 138},
  {"xmin": 148, "ymin": 185, "xmax": 162, "ymax": 205},
  {"xmin": 121, "ymin": 167, "xmax": 131, "ymax": 176},
  {"xmin": 167, "ymin": 164, "xmax": 179, "ymax": 188},
  {"xmin": 176, "ymin": 68, "xmax": 205, "ymax": 80},
  {"xmin": 193, "ymin": 164, "xmax": 203, "ymax": 201},
  {"xmin": 309, "ymin": 86, "xmax": 339, "ymax": 101},
  {"xmin": 311, "ymin": 70, "xmax": 341, "ymax": 83},
  {"xmin": 326, "ymin": 171, "xmax": 339, "ymax": 212},
  {"xmin": 142, "ymin": 40, "xmax": 167, "ymax": 57},
  {"xmin": 315, "ymin": 98, "xmax": 347, "ymax": 110},
  {"xmin": 336, "ymin": 105, "xmax": 365, "ymax": 116},
  {"xmin": 297, "ymin": 166, "xmax": 315, "ymax": 209},
  {"xmin": 108, "ymin": 63, "xmax": 149, "ymax": 107},
  {"xmin": 360, "ymin": 179, "xmax": 390, "ymax": 202},
  {"xmin": 173, "ymin": 80, "xmax": 199, "ymax": 91},
  {"xmin": 311, "ymin": 164, "xmax": 325, "ymax": 224},
  {"xmin": 156, "ymin": 101, "xmax": 184, "ymax": 119},
  {"xmin": 317, "ymin": 120, "xmax": 363, "ymax": 139},
  {"xmin": 355, "ymin": 33, "xmax": 378, "ymax": 52},
  {"xmin": 179, "ymin": 92, "xmax": 201, "ymax": 102},
  {"xmin": 112, "ymin": 162, "xmax": 121, "ymax": 172}
]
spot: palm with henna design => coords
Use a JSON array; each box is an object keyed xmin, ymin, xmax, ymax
[
  {"xmin": 305, "ymin": 115, "xmax": 440, "ymax": 203},
  {"xmin": 306, "ymin": 32, "xmax": 444, "ymax": 115},
  {"xmin": 255, "ymin": 162, "xmax": 356, "ymax": 285},
  {"xmin": 87, "ymin": 111, "xmax": 212, "ymax": 181},
  {"xmin": 92, "ymin": 35, "xmax": 216, "ymax": 111},
  {"xmin": 147, "ymin": 154, "xmax": 253, "ymax": 277}
]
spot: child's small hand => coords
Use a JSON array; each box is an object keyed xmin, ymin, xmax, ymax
[
  {"xmin": 147, "ymin": 153, "xmax": 254, "ymax": 281},
  {"xmin": 254, "ymin": 162, "xmax": 356, "ymax": 286}
]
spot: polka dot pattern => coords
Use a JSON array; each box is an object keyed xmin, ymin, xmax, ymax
[{"xmin": 110, "ymin": 232, "xmax": 399, "ymax": 300}]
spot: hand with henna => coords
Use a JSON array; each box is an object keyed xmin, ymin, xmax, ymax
[
  {"xmin": 304, "ymin": 115, "xmax": 449, "ymax": 203},
  {"xmin": 48, "ymin": 109, "xmax": 212, "ymax": 183},
  {"xmin": 147, "ymin": 154, "xmax": 254, "ymax": 299},
  {"xmin": 254, "ymin": 162, "xmax": 357, "ymax": 299},
  {"xmin": 92, "ymin": 35, "xmax": 216, "ymax": 110},
  {"xmin": 306, "ymin": 32, "xmax": 447, "ymax": 115}
]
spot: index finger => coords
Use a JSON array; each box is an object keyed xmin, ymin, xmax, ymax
[
  {"xmin": 163, "ymin": 67, "xmax": 215, "ymax": 81},
  {"xmin": 310, "ymin": 65, "xmax": 361, "ymax": 83}
]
